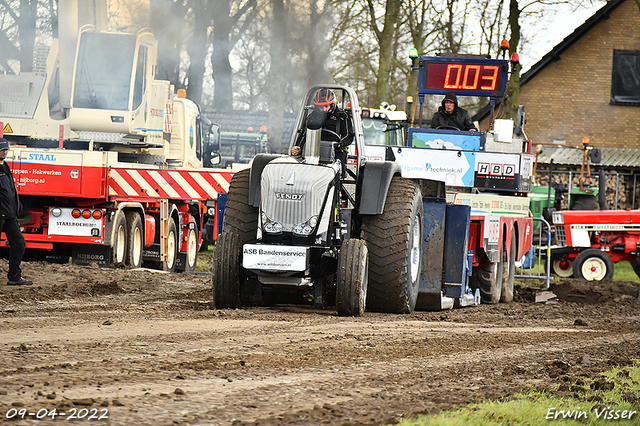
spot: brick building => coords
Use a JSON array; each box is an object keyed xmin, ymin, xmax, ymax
[{"xmin": 478, "ymin": 0, "xmax": 640, "ymax": 148}]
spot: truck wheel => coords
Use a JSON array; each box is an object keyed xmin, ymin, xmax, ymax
[
  {"xmin": 573, "ymin": 249, "xmax": 614, "ymax": 281},
  {"xmin": 471, "ymin": 246, "xmax": 504, "ymax": 304},
  {"xmin": 183, "ymin": 218, "xmax": 199, "ymax": 273},
  {"xmin": 222, "ymin": 169, "xmax": 258, "ymax": 245},
  {"xmin": 165, "ymin": 219, "xmax": 179, "ymax": 272},
  {"xmin": 125, "ymin": 212, "xmax": 143, "ymax": 269},
  {"xmin": 336, "ymin": 239, "xmax": 368, "ymax": 317},
  {"xmin": 212, "ymin": 232, "xmax": 241, "ymax": 308},
  {"xmin": 500, "ymin": 236, "xmax": 516, "ymax": 303},
  {"xmin": 361, "ymin": 177, "xmax": 423, "ymax": 314},
  {"xmin": 111, "ymin": 210, "xmax": 127, "ymax": 267}
]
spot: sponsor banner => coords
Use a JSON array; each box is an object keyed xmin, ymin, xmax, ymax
[
  {"xmin": 242, "ymin": 244, "xmax": 308, "ymax": 272},
  {"xmin": 453, "ymin": 193, "xmax": 530, "ymax": 215},
  {"xmin": 391, "ymin": 147, "xmax": 475, "ymax": 187}
]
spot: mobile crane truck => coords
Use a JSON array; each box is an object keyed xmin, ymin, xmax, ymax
[{"xmin": 0, "ymin": 0, "xmax": 232, "ymax": 271}]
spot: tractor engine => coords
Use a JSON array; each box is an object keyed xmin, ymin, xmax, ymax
[{"xmin": 258, "ymin": 159, "xmax": 340, "ymax": 246}]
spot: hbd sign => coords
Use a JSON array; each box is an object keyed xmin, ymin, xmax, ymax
[
  {"xmin": 477, "ymin": 162, "xmax": 516, "ymax": 177},
  {"xmin": 474, "ymin": 153, "xmax": 522, "ymax": 191}
]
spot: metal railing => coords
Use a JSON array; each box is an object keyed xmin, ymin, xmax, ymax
[{"xmin": 515, "ymin": 217, "xmax": 553, "ymax": 289}]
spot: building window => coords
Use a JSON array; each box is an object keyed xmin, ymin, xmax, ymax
[{"xmin": 611, "ymin": 50, "xmax": 640, "ymax": 106}]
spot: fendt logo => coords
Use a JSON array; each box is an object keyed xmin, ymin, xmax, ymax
[
  {"xmin": 477, "ymin": 162, "xmax": 515, "ymax": 176},
  {"xmin": 275, "ymin": 193, "xmax": 304, "ymax": 201}
]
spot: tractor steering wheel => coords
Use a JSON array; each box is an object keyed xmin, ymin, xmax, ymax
[{"xmin": 436, "ymin": 125, "xmax": 461, "ymax": 131}]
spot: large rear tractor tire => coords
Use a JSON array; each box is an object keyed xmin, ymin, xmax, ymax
[
  {"xmin": 212, "ymin": 232, "xmax": 242, "ymax": 309},
  {"xmin": 111, "ymin": 210, "xmax": 127, "ymax": 267},
  {"xmin": 500, "ymin": 236, "xmax": 516, "ymax": 303},
  {"xmin": 361, "ymin": 177, "xmax": 423, "ymax": 314},
  {"xmin": 125, "ymin": 211, "xmax": 143, "ymax": 269},
  {"xmin": 222, "ymin": 168, "xmax": 258, "ymax": 245},
  {"xmin": 336, "ymin": 239, "xmax": 368, "ymax": 317},
  {"xmin": 573, "ymin": 248, "xmax": 614, "ymax": 281},
  {"xmin": 471, "ymin": 246, "xmax": 504, "ymax": 304}
]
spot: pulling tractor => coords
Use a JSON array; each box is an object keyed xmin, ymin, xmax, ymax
[{"xmin": 212, "ymin": 85, "xmax": 445, "ymax": 316}]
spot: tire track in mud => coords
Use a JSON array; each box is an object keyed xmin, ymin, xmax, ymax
[{"xmin": 1, "ymin": 311, "xmax": 638, "ymax": 426}]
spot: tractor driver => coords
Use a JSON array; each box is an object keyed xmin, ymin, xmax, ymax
[
  {"xmin": 291, "ymin": 88, "xmax": 354, "ymax": 161},
  {"xmin": 430, "ymin": 91, "xmax": 477, "ymax": 131}
]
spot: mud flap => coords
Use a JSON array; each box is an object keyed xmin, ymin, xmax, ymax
[{"xmin": 72, "ymin": 244, "xmax": 111, "ymax": 267}]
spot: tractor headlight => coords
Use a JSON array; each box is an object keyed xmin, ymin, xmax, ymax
[
  {"xmin": 552, "ymin": 212, "xmax": 564, "ymax": 225},
  {"xmin": 292, "ymin": 216, "xmax": 318, "ymax": 237},
  {"xmin": 264, "ymin": 221, "xmax": 283, "ymax": 234}
]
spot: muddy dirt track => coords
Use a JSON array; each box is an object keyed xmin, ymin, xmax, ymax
[{"xmin": 0, "ymin": 259, "xmax": 639, "ymax": 426}]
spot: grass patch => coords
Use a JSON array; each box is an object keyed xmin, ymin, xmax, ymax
[
  {"xmin": 196, "ymin": 246, "xmax": 213, "ymax": 272},
  {"xmin": 613, "ymin": 261, "xmax": 640, "ymax": 282},
  {"xmin": 397, "ymin": 361, "xmax": 640, "ymax": 426}
]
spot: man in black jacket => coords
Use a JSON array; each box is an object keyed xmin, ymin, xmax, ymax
[
  {"xmin": 430, "ymin": 91, "xmax": 477, "ymax": 131},
  {"xmin": 0, "ymin": 138, "xmax": 32, "ymax": 286}
]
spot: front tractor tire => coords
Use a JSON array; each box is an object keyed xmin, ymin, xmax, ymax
[
  {"xmin": 336, "ymin": 239, "xmax": 369, "ymax": 317},
  {"xmin": 551, "ymin": 255, "xmax": 575, "ymax": 278},
  {"xmin": 222, "ymin": 168, "xmax": 258, "ymax": 245},
  {"xmin": 573, "ymin": 248, "xmax": 614, "ymax": 281},
  {"xmin": 212, "ymin": 232, "xmax": 242, "ymax": 309},
  {"xmin": 361, "ymin": 177, "xmax": 423, "ymax": 314}
]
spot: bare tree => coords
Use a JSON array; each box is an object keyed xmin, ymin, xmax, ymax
[
  {"xmin": 211, "ymin": 0, "xmax": 260, "ymax": 110},
  {"xmin": 366, "ymin": 0, "xmax": 401, "ymax": 105}
]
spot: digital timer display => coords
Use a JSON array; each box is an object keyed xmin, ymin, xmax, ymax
[{"xmin": 420, "ymin": 58, "xmax": 508, "ymax": 97}]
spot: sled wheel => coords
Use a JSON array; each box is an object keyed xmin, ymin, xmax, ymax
[
  {"xmin": 125, "ymin": 211, "xmax": 143, "ymax": 269},
  {"xmin": 177, "ymin": 217, "xmax": 198, "ymax": 273},
  {"xmin": 222, "ymin": 169, "xmax": 258, "ymax": 245},
  {"xmin": 550, "ymin": 255, "xmax": 574, "ymax": 278},
  {"xmin": 361, "ymin": 177, "xmax": 423, "ymax": 313},
  {"xmin": 165, "ymin": 219, "xmax": 179, "ymax": 272},
  {"xmin": 573, "ymin": 248, "xmax": 614, "ymax": 281},
  {"xmin": 500, "ymin": 236, "xmax": 516, "ymax": 303},
  {"xmin": 212, "ymin": 232, "xmax": 242, "ymax": 309},
  {"xmin": 111, "ymin": 210, "xmax": 127, "ymax": 267},
  {"xmin": 471, "ymin": 245, "xmax": 504, "ymax": 304},
  {"xmin": 336, "ymin": 239, "xmax": 368, "ymax": 317}
]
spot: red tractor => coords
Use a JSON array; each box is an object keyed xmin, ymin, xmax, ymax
[{"xmin": 550, "ymin": 209, "xmax": 640, "ymax": 281}]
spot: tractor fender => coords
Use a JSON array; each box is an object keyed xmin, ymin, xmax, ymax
[
  {"xmin": 248, "ymin": 154, "xmax": 281, "ymax": 207},
  {"xmin": 356, "ymin": 161, "xmax": 402, "ymax": 215}
]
